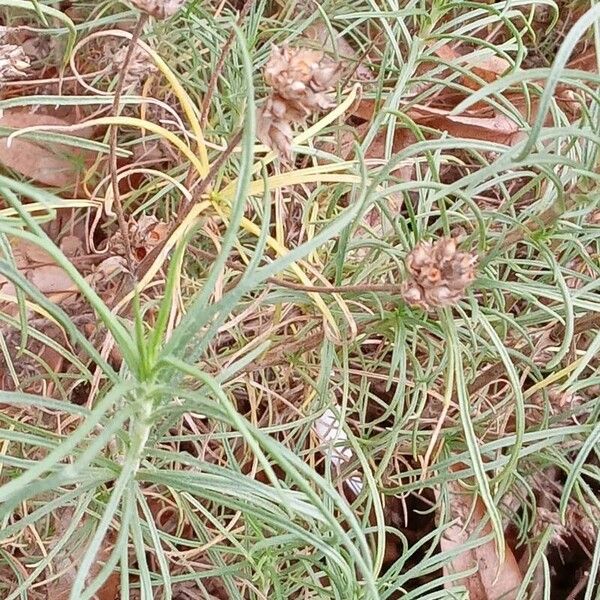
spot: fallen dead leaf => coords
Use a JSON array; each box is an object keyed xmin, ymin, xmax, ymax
[
  {"xmin": 0, "ymin": 235, "xmax": 91, "ymax": 394},
  {"xmin": 469, "ymin": 54, "xmax": 510, "ymax": 84},
  {"xmin": 332, "ymin": 121, "xmax": 416, "ymax": 180},
  {"xmin": 440, "ymin": 477, "xmax": 523, "ymax": 600},
  {"xmin": 0, "ymin": 111, "xmax": 92, "ymax": 188},
  {"xmin": 351, "ymin": 43, "xmax": 512, "ymax": 125},
  {"xmin": 407, "ymin": 104, "xmax": 523, "ymax": 145},
  {"xmin": 360, "ymin": 125, "xmax": 414, "ymax": 234},
  {"xmin": 434, "ymin": 44, "xmax": 510, "ymax": 89},
  {"xmin": 568, "ymin": 47, "xmax": 598, "ymax": 72},
  {"xmin": 350, "ymin": 97, "xmax": 379, "ymax": 122},
  {"xmin": 59, "ymin": 235, "xmax": 84, "ymax": 257},
  {"xmin": 0, "ymin": 238, "xmax": 80, "ymax": 314},
  {"xmin": 365, "ymin": 126, "xmax": 416, "ymax": 179},
  {"xmin": 0, "ymin": 318, "xmax": 66, "ymax": 394}
]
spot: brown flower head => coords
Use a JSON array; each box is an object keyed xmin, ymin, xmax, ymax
[
  {"xmin": 257, "ymin": 99, "xmax": 294, "ymax": 163},
  {"xmin": 0, "ymin": 44, "xmax": 30, "ymax": 80},
  {"xmin": 264, "ymin": 45, "xmax": 340, "ymax": 118},
  {"xmin": 258, "ymin": 45, "xmax": 341, "ymax": 161},
  {"xmin": 108, "ymin": 215, "xmax": 168, "ymax": 263},
  {"xmin": 129, "ymin": 0, "xmax": 186, "ymax": 19},
  {"xmin": 401, "ymin": 237, "xmax": 478, "ymax": 310},
  {"xmin": 588, "ymin": 208, "xmax": 600, "ymax": 225},
  {"xmin": 535, "ymin": 503, "xmax": 599, "ymax": 548}
]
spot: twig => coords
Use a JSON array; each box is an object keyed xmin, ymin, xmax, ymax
[
  {"xmin": 108, "ymin": 14, "xmax": 148, "ymax": 274},
  {"xmin": 187, "ymin": 246, "xmax": 403, "ymax": 294},
  {"xmin": 181, "ymin": 128, "xmax": 243, "ymax": 217},
  {"xmin": 242, "ymin": 319, "xmax": 375, "ymax": 372},
  {"xmin": 200, "ymin": 0, "xmax": 255, "ymax": 128},
  {"xmin": 268, "ymin": 279, "xmax": 401, "ymax": 294}
]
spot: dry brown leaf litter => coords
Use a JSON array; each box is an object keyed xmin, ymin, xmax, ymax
[
  {"xmin": 0, "ymin": 111, "xmax": 93, "ymax": 188},
  {"xmin": 0, "ymin": 44, "xmax": 30, "ymax": 80},
  {"xmin": 433, "ymin": 43, "xmax": 511, "ymax": 89},
  {"xmin": 0, "ymin": 212, "xmax": 169, "ymax": 396},
  {"xmin": 0, "ymin": 238, "xmax": 79, "ymax": 313},
  {"xmin": 588, "ymin": 209, "xmax": 600, "ymax": 224},
  {"xmin": 535, "ymin": 504, "xmax": 600, "ymax": 550},
  {"xmin": 108, "ymin": 214, "xmax": 168, "ymax": 262},
  {"xmin": 304, "ymin": 21, "xmax": 375, "ymax": 82},
  {"xmin": 258, "ymin": 45, "xmax": 341, "ymax": 161},
  {"xmin": 46, "ymin": 510, "xmax": 119, "ymax": 600},
  {"xmin": 0, "ymin": 3, "xmax": 597, "ymax": 598},
  {"xmin": 401, "ymin": 237, "xmax": 478, "ymax": 310},
  {"xmin": 526, "ymin": 385, "xmax": 585, "ymax": 426}
]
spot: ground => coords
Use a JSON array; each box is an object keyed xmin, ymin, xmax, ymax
[{"xmin": 0, "ymin": 0, "xmax": 599, "ymax": 599}]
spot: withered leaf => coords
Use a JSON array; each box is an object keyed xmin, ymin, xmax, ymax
[
  {"xmin": 441, "ymin": 479, "xmax": 523, "ymax": 600},
  {"xmin": 434, "ymin": 44, "xmax": 511, "ymax": 89},
  {"xmin": 304, "ymin": 21, "xmax": 375, "ymax": 81},
  {"xmin": 0, "ymin": 111, "xmax": 92, "ymax": 188},
  {"xmin": 407, "ymin": 105, "xmax": 522, "ymax": 145},
  {"xmin": 0, "ymin": 238, "xmax": 80, "ymax": 313}
]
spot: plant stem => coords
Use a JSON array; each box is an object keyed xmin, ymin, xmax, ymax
[
  {"xmin": 268, "ymin": 278, "xmax": 402, "ymax": 294},
  {"xmin": 200, "ymin": 0, "xmax": 255, "ymax": 128},
  {"xmin": 108, "ymin": 14, "xmax": 148, "ymax": 274}
]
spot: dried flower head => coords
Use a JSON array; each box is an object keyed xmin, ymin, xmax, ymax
[
  {"xmin": 112, "ymin": 44, "xmax": 158, "ymax": 90},
  {"xmin": 257, "ymin": 100, "xmax": 294, "ymax": 163},
  {"xmin": 588, "ymin": 209, "xmax": 600, "ymax": 225},
  {"xmin": 401, "ymin": 237, "xmax": 478, "ymax": 310},
  {"xmin": 109, "ymin": 215, "xmax": 168, "ymax": 263},
  {"xmin": 535, "ymin": 507, "xmax": 569, "ymax": 548},
  {"xmin": 258, "ymin": 45, "xmax": 341, "ymax": 161},
  {"xmin": 0, "ymin": 44, "xmax": 30, "ymax": 80},
  {"xmin": 535, "ymin": 503, "xmax": 599, "ymax": 548},
  {"xmin": 129, "ymin": 0, "xmax": 186, "ymax": 19},
  {"xmin": 129, "ymin": 214, "xmax": 168, "ymax": 257},
  {"xmin": 264, "ymin": 45, "xmax": 340, "ymax": 117}
]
